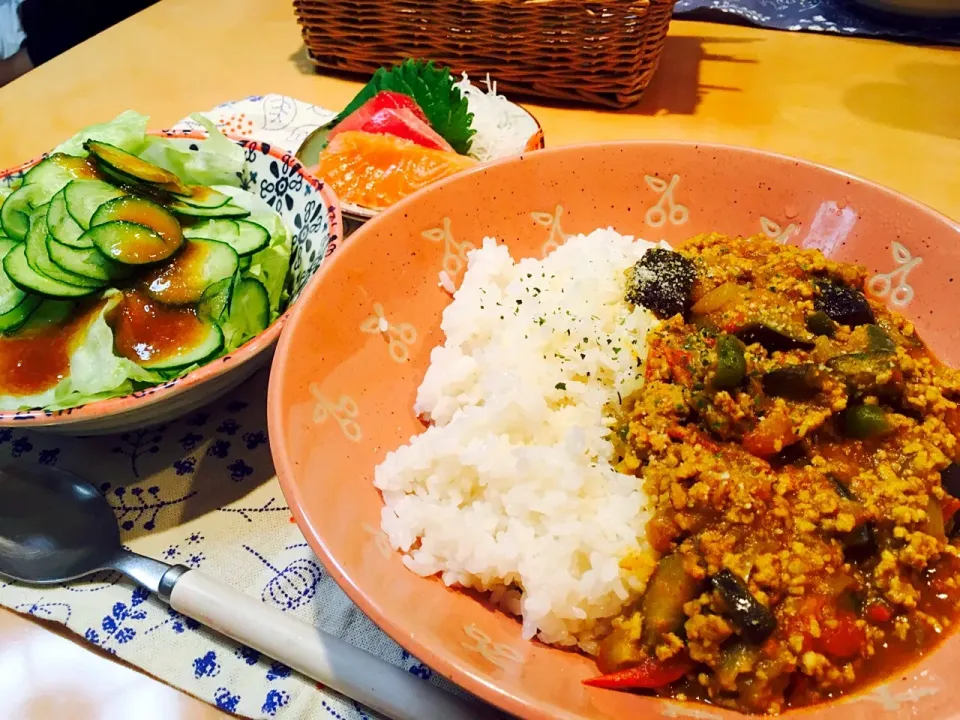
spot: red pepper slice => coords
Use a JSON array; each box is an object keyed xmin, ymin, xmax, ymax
[
  {"xmin": 942, "ymin": 496, "xmax": 960, "ymax": 525},
  {"xmin": 583, "ymin": 652, "xmax": 696, "ymax": 690},
  {"xmin": 816, "ymin": 611, "xmax": 866, "ymax": 660},
  {"xmin": 865, "ymin": 601, "xmax": 894, "ymax": 624}
]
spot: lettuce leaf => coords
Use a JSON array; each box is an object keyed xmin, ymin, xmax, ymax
[
  {"xmin": 53, "ymin": 110, "xmax": 150, "ymax": 156},
  {"xmin": 53, "ymin": 111, "xmax": 244, "ymax": 187},
  {"xmin": 139, "ymin": 114, "xmax": 244, "ymax": 187},
  {"xmin": 0, "ymin": 292, "xmax": 163, "ymax": 411},
  {"xmin": 211, "ymin": 185, "xmax": 292, "ymax": 320},
  {"xmin": 334, "ymin": 59, "xmax": 476, "ymax": 155}
]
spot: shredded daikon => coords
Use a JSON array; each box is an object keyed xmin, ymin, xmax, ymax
[{"xmin": 455, "ymin": 72, "xmax": 540, "ymax": 163}]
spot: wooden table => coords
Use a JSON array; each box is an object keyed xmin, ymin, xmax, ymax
[{"xmin": 0, "ymin": 0, "xmax": 957, "ymax": 716}]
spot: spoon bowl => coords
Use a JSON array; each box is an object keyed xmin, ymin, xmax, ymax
[{"xmin": 0, "ymin": 464, "xmax": 120, "ymax": 584}]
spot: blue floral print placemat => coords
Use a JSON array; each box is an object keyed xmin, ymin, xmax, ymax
[
  {"xmin": 0, "ymin": 368, "xmax": 470, "ymax": 720},
  {"xmin": 673, "ymin": 0, "xmax": 959, "ymax": 45},
  {"xmin": 0, "ymin": 98, "xmax": 476, "ymax": 720}
]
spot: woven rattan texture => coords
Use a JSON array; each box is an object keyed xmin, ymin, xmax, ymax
[{"xmin": 293, "ymin": 0, "xmax": 676, "ymax": 108}]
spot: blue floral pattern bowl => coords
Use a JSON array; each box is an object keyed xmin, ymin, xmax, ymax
[{"xmin": 0, "ymin": 132, "xmax": 342, "ymax": 434}]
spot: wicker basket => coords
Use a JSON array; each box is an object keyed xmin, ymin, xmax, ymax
[{"xmin": 293, "ymin": 0, "xmax": 676, "ymax": 109}]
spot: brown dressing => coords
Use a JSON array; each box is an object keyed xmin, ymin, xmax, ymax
[
  {"xmin": 98, "ymin": 197, "xmax": 184, "ymax": 263},
  {"xmin": 141, "ymin": 240, "xmax": 208, "ymax": 305},
  {"xmin": 110, "ymin": 289, "xmax": 208, "ymax": 366},
  {"xmin": 0, "ymin": 301, "xmax": 103, "ymax": 397}
]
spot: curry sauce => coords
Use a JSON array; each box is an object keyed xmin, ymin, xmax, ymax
[{"xmin": 594, "ymin": 234, "xmax": 960, "ymax": 713}]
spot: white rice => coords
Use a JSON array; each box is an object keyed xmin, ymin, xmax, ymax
[{"xmin": 375, "ymin": 229, "xmax": 661, "ymax": 650}]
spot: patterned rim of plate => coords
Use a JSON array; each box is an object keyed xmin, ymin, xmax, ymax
[{"xmin": 0, "ymin": 131, "xmax": 343, "ymax": 426}]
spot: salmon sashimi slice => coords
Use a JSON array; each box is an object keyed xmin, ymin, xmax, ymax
[{"xmin": 312, "ymin": 131, "xmax": 478, "ymax": 211}]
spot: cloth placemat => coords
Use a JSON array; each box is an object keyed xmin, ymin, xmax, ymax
[
  {"xmin": 0, "ymin": 98, "xmax": 478, "ymax": 719},
  {"xmin": 673, "ymin": 0, "xmax": 959, "ymax": 45}
]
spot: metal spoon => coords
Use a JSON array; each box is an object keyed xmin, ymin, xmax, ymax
[{"xmin": 0, "ymin": 464, "xmax": 495, "ymax": 720}]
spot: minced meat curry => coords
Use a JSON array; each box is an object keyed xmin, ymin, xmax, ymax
[{"xmin": 589, "ymin": 234, "xmax": 960, "ymax": 714}]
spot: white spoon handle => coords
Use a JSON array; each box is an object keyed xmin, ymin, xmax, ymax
[{"xmin": 169, "ymin": 570, "xmax": 495, "ymax": 720}]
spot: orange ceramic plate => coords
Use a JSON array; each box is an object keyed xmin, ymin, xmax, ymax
[{"xmin": 268, "ymin": 142, "xmax": 960, "ymax": 720}]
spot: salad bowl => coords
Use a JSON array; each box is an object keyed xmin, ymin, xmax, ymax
[{"xmin": 0, "ymin": 130, "xmax": 341, "ymax": 435}]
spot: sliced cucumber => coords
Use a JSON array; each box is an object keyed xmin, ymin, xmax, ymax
[
  {"xmin": 183, "ymin": 219, "xmax": 269, "ymax": 256},
  {"xmin": 0, "ymin": 237, "xmax": 16, "ymax": 261},
  {"xmin": 1, "ymin": 184, "xmax": 48, "ymax": 241},
  {"xmin": 4, "ymin": 244, "xmax": 97, "ymax": 298},
  {"xmin": 84, "ymin": 140, "xmax": 188, "ymax": 193},
  {"xmin": 173, "ymin": 185, "xmax": 230, "ymax": 209},
  {"xmin": 238, "ymin": 256, "xmax": 252, "ymax": 272},
  {"xmin": 0, "ymin": 294, "xmax": 42, "ymax": 333},
  {"xmin": 141, "ymin": 318, "xmax": 223, "ymax": 370},
  {"xmin": 83, "ymin": 221, "xmax": 174, "ymax": 266},
  {"xmin": 142, "ymin": 238, "xmax": 239, "ymax": 305},
  {"xmin": 227, "ymin": 277, "xmax": 270, "ymax": 335},
  {"xmin": 168, "ymin": 200, "xmax": 250, "ymax": 219},
  {"xmin": 112, "ymin": 291, "xmax": 224, "ymax": 370},
  {"xmin": 197, "ymin": 277, "xmax": 232, "ymax": 322},
  {"xmin": 0, "ymin": 238, "xmax": 28, "ymax": 315},
  {"xmin": 47, "ymin": 188, "xmax": 89, "ymax": 248},
  {"xmin": 23, "ymin": 153, "xmax": 99, "ymax": 192},
  {"xmin": 25, "ymin": 213, "xmax": 104, "ymax": 289},
  {"xmin": 64, "ymin": 179, "xmax": 126, "ymax": 229},
  {"xmin": 90, "ymin": 195, "xmax": 183, "ymax": 263},
  {"xmin": 47, "ymin": 235, "xmax": 130, "ymax": 283}
]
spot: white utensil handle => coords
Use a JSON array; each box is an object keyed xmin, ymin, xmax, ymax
[{"xmin": 169, "ymin": 570, "xmax": 496, "ymax": 720}]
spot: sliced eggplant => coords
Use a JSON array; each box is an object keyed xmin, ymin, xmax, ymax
[
  {"xmin": 84, "ymin": 140, "xmax": 188, "ymax": 193},
  {"xmin": 47, "ymin": 235, "xmax": 130, "ymax": 283},
  {"xmin": 815, "ymin": 280, "xmax": 874, "ymax": 327},
  {"xmin": 172, "ymin": 185, "xmax": 231, "ymax": 209},
  {"xmin": 710, "ymin": 569, "xmax": 776, "ymax": 644},
  {"xmin": 640, "ymin": 553, "xmax": 702, "ymax": 648},
  {"xmin": 142, "ymin": 238, "xmax": 239, "ymax": 305},
  {"xmin": 23, "ymin": 153, "xmax": 100, "ymax": 191},
  {"xmin": 3, "ymin": 244, "xmax": 97, "ymax": 298},
  {"xmin": 626, "ymin": 248, "xmax": 697, "ymax": 319},
  {"xmin": 63, "ymin": 179, "xmax": 126, "ymax": 229},
  {"xmin": 168, "ymin": 200, "xmax": 251, "ymax": 219},
  {"xmin": 183, "ymin": 218, "xmax": 269, "ymax": 256},
  {"xmin": 0, "ymin": 294, "xmax": 41, "ymax": 333},
  {"xmin": 827, "ymin": 352, "xmax": 899, "ymax": 395},
  {"xmin": 1, "ymin": 183, "xmax": 48, "ymax": 241},
  {"xmin": 46, "ymin": 188, "xmax": 89, "ymax": 248},
  {"xmin": 942, "ymin": 463, "xmax": 960, "ymax": 500},
  {"xmin": 830, "ymin": 478, "xmax": 877, "ymax": 561},
  {"xmin": 25, "ymin": 213, "xmax": 103, "ymax": 289},
  {"xmin": 735, "ymin": 323, "xmax": 814, "ymax": 353},
  {"xmin": 762, "ymin": 364, "xmax": 821, "ymax": 400}
]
